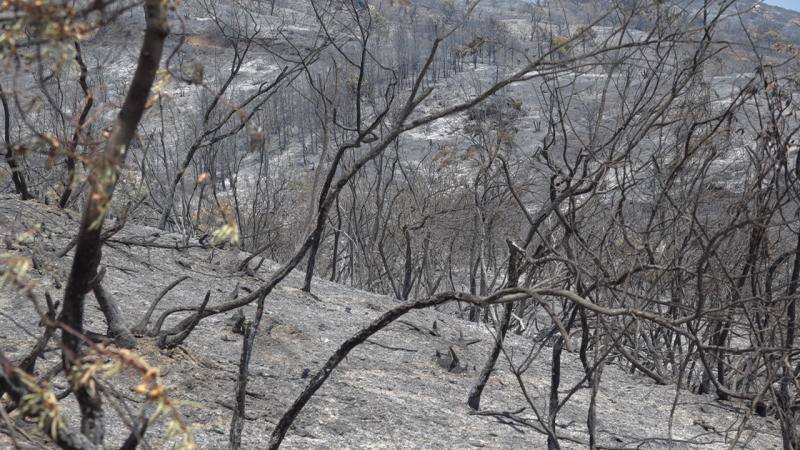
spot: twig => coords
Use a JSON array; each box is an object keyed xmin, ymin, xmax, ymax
[
  {"xmin": 0, "ymin": 400, "xmax": 20, "ymax": 448},
  {"xmin": 0, "ymin": 350, "xmax": 102, "ymax": 450},
  {"xmin": 106, "ymin": 237, "xmax": 207, "ymax": 250},
  {"xmin": 364, "ymin": 340, "xmax": 418, "ymax": 352},
  {"xmin": 17, "ymin": 291, "xmax": 58, "ymax": 373},
  {"xmin": 396, "ymin": 319, "xmax": 439, "ymax": 336}
]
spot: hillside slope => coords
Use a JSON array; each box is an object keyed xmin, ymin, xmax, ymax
[{"xmin": 0, "ymin": 195, "xmax": 785, "ymax": 449}]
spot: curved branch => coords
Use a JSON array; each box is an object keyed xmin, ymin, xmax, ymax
[{"xmin": 131, "ymin": 275, "xmax": 190, "ymax": 336}]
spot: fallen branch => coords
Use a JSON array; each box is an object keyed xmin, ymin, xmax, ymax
[
  {"xmin": 364, "ymin": 340, "xmax": 418, "ymax": 352},
  {"xmin": 106, "ymin": 237, "xmax": 207, "ymax": 250},
  {"xmin": 150, "ymin": 284, "xmax": 238, "ymax": 337},
  {"xmin": 157, "ymin": 291, "xmax": 211, "ymax": 349},
  {"xmin": 131, "ymin": 275, "xmax": 190, "ymax": 336}
]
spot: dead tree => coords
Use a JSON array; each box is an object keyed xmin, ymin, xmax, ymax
[
  {"xmin": 467, "ymin": 240, "xmax": 521, "ymax": 410},
  {"xmin": 58, "ymin": 42, "xmax": 94, "ymax": 209},
  {"xmin": 60, "ymin": 1, "xmax": 169, "ymax": 444},
  {"xmin": 229, "ymin": 295, "xmax": 266, "ymax": 450},
  {"xmin": 1, "ymin": 83, "xmax": 32, "ymax": 200}
]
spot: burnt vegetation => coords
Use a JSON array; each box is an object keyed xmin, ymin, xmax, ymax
[{"xmin": 1, "ymin": 0, "xmax": 800, "ymax": 448}]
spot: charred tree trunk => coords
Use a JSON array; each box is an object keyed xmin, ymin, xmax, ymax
[
  {"xmin": 60, "ymin": 2, "xmax": 168, "ymax": 444},
  {"xmin": 59, "ymin": 42, "xmax": 94, "ymax": 209},
  {"xmin": 780, "ymin": 232, "xmax": 800, "ymax": 450},
  {"xmin": 547, "ymin": 337, "xmax": 563, "ymax": 450},
  {"xmin": 328, "ymin": 197, "xmax": 342, "ymax": 282},
  {"xmin": 467, "ymin": 241, "xmax": 520, "ymax": 410},
  {"xmin": 93, "ymin": 282, "xmax": 136, "ymax": 349},
  {"xmin": 401, "ymin": 226, "xmax": 414, "ymax": 301},
  {"xmin": 302, "ymin": 225, "xmax": 323, "ymax": 292},
  {"xmin": 1, "ymin": 83, "xmax": 32, "ymax": 200}
]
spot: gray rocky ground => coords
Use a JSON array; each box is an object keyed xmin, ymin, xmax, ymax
[{"xmin": 0, "ymin": 195, "xmax": 785, "ymax": 448}]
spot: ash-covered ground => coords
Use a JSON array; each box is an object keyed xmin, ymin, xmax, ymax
[{"xmin": 0, "ymin": 195, "xmax": 785, "ymax": 449}]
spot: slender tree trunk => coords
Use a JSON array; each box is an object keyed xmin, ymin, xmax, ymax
[
  {"xmin": 547, "ymin": 337, "xmax": 563, "ymax": 450},
  {"xmin": 229, "ymin": 296, "xmax": 265, "ymax": 450},
  {"xmin": 302, "ymin": 99, "xmax": 332, "ymax": 292},
  {"xmin": 302, "ymin": 226, "xmax": 323, "ymax": 292},
  {"xmin": 467, "ymin": 241, "xmax": 520, "ymax": 410},
  {"xmin": 61, "ymin": 2, "xmax": 168, "ymax": 444},
  {"xmin": 158, "ymin": 141, "xmax": 201, "ymax": 230},
  {"xmin": 59, "ymin": 42, "xmax": 94, "ymax": 208},
  {"xmin": 401, "ymin": 226, "xmax": 414, "ymax": 301},
  {"xmin": 0, "ymin": 83, "xmax": 32, "ymax": 200},
  {"xmin": 780, "ymin": 232, "xmax": 800, "ymax": 449},
  {"xmin": 588, "ymin": 354, "xmax": 602, "ymax": 450},
  {"xmin": 328, "ymin": 197, "xmax": 341, "ymax": 282}
]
